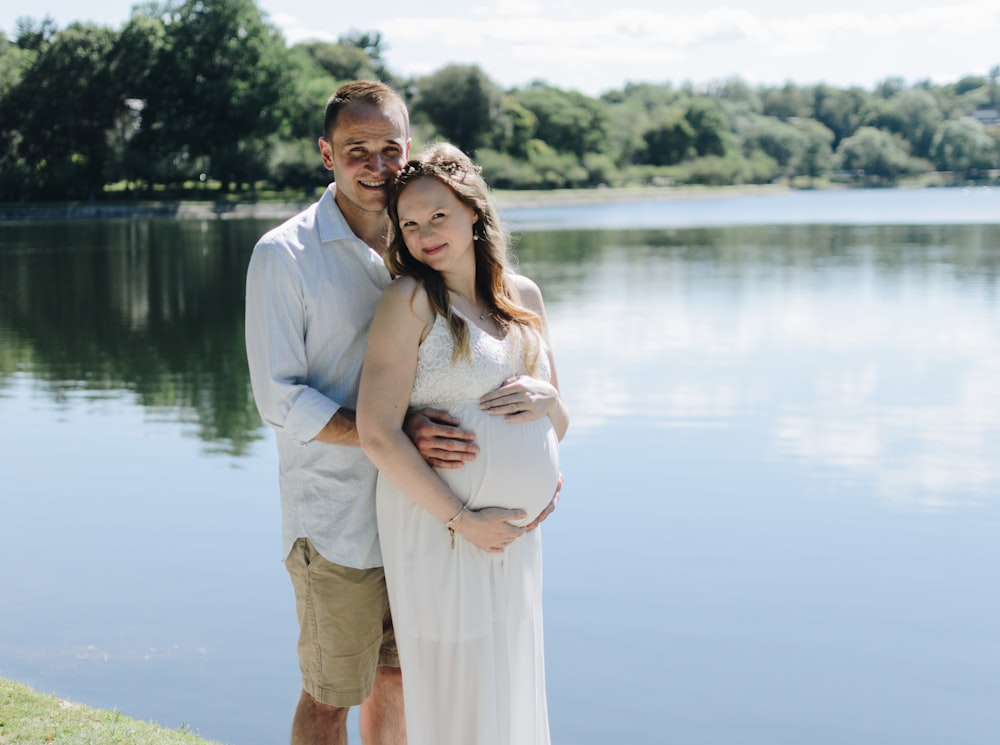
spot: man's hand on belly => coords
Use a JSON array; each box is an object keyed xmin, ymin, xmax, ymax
[
  {"xmin": 525, "ymin": 473, "xmax": 563, "ymax": 532},
  {"xmin": 404, "ymin": 407, "xmax": 479, "ymax": 469}
]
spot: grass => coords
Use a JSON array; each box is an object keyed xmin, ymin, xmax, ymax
[{"xmin": 0, "ymin": 678, "xmax": 224, "ymax": 745}]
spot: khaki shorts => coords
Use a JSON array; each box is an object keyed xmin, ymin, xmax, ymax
[{"xmin": 285, "ymin": 538, "xmax": 399, "ymax": 707}]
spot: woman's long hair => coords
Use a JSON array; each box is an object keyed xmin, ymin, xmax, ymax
[{"xmin": 385, "ymin": 143, "xmax": 543, "ymax": 372}]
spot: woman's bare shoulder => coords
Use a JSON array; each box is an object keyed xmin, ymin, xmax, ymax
[
  {"xmin": 506, "ymin": 271, "xmax": 544, "ymax": 312},
  {"xmin": 382, "ymin": 275, "xmax": 435, "ymax": 324}
]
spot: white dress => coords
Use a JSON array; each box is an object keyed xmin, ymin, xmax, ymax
[{"xmin": 376, "ymin": 310, "xmax": 560, "ymax": 745}]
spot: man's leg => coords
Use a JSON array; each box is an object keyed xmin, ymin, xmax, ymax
[
  {"xmin": 286, "ymin": 539, "xmax": 392, "ymax": 744},
  {"xmin": 291, "ymin": 690, "xmax": 350, "ymax": 745},
  {"xmin": 358, "ymin": 665, "xmax": 405, "ymax": 745}
]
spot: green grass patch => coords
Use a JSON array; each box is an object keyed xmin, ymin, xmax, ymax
[{"xmin": 0, "ymin": 678, "xmax": 224, "ymax": 745}]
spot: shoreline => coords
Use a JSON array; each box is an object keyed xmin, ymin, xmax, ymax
[
  {"xmin": 0, "ymin": 183, "xmax": 799, "ymax": 222},
  {"xmin": 0, "ymin": 676, "xmax": 221, "ymax": 744},
  {"xmin": 495, "ymin": 182, "xmax": 795, "ymax": 208}
]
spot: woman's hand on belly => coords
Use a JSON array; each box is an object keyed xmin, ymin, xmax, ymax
[
  {"xmin": 454, "ymin": 506, "xmax": 528, "ymax": 553},
  {"xmin": 479, "ymin": 375, "xmax": 558, "ymax": 422}
]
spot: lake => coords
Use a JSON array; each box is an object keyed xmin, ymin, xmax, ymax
[{"xmin": 1, "ymin": 187, "xmax": 998, "ymax": 745}]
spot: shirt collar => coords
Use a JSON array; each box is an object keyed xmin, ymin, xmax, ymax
[{"xmin": 316, "ymin": 184, "xmax": 357, "ymax": 244}]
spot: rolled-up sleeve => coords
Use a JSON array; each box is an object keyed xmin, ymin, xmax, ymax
[{"xmin": 246, "ymin": 239, "xmax": 339, "ymax": 445}]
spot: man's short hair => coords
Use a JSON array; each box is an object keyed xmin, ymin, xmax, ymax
[{"xmin": 324, "ymin": 80, "xmax": 410, "ymax": 139}]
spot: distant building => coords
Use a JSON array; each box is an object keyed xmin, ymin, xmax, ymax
[{"xmin": 972, "ymin": 109, "xmax": 1000, "ymax": 126}]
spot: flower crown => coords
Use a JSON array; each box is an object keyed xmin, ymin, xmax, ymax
[{"xmin": 395, "ymin": 156, "xmax": 481, "ymax": 186}]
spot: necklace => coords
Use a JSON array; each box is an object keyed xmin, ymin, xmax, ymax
[{"xmin": 452, "ymin": 289, "xmax": 490, "ymax": 321}]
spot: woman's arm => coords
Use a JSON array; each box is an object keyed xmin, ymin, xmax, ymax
[
  {"xmin": 357, "ymin": 279, "xmax": 527, "ymax": 552},
  {"xmin": 479, "ymin": 274, "xmax": 570, "ymax": 440}
]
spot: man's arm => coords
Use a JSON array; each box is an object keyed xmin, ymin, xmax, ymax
[
  {"xmin": 309, "ymin": 407, "xmax": 481, "ymax": 467},
  {"xmin": 246, "ymin": 241, "xmax": 341, "ymax": 444},
  {"xmin": 246, "ymin": 236, "xmax": 358, "ymax": 445},
  {"xmin": 311, "ymin": 407, "xmax": 361, "ymax": 446}
]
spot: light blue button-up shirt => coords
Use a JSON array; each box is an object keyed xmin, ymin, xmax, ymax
[{"xmin": 246, "ymin": 185, "xmax": 392, "ymax": 568}]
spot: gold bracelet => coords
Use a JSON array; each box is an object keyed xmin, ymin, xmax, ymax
[{"xmin": 445, "ymin": 504, "xmax": 469, "ymax": 549}]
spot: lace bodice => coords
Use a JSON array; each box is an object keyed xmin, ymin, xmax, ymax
[{"xmin": 410, "ymin": 312, "xmax": 550, "ymax": 408}]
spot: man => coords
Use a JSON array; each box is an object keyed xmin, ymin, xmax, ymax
[{"xmin": 246, "ymin": 81, "xmax": 556, "ymax": 744}]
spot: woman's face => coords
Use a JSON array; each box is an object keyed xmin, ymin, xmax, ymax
[{"xmin": 396, "ymin": 176, "xmax": 478, "ymax": 275}]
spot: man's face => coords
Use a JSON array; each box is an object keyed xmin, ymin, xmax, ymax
[{"xmin": 319, "ymin": 101, "xmax": 410, "ymax": 219}]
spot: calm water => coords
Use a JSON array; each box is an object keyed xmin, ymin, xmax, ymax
[{"xmin": 1, "ymin": 188, "xmax": 999, "ymax": 745}]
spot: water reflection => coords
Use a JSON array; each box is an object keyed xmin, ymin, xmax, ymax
[
  {"xmin": 0, "ymin": 218, "xmax": 275, "ymax": 455},
  {"xmin": 515, "ymin": 224, "xmax": 1000, "ymax": 512},
  {"xmin": 2, "ymin": 219, "xmax": 998, "ymax": 504},
  {"xmin": 2, "ymin": 207, "xmax": 999, "ymax": 745}
]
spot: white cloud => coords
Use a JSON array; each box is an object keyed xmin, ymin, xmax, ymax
[
  {"xmin": 492, "ymin": 0, "xmax": 544, "ymax": 16},
  {"xmin": 273, "ymin": 13, "xmax": 337, "ymax": 44},
  {"xmin": 766, "ymin": 2, "xmax": 1000, "ymax": 57},
  {"xmin": 271, "ymin": 1, "xmax": 1000, "ymax": 93},
  {"xmin": 899, "ymin": 0, "xmax": 1000, "ymax": 34},
  {"xmin": 381, "ymin": 8, "xmax": 766, "ymax": 51},
  {"xmin": 369, "ymin": 3, "xmax": 1000, "ymax": 56}
]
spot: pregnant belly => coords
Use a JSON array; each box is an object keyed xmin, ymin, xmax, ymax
[{"xmin": 436, "ymin": 401, "xmax": 560, "ymax": 527}]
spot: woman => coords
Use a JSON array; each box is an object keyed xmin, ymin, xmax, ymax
[{"xmin": 357, "ymin": 143, "xmax": 569, "ymax": 745}]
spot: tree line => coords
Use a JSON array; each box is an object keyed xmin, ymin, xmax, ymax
[{"xmin": 2, "ymin": 0, "xmax": 999, "ymax": 202}]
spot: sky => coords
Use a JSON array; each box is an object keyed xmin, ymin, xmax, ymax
[{"xmin": 3, "ymin": 0, "xmax": 999, "ymax": 96}]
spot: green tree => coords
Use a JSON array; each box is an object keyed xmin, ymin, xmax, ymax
[
  {"xmin": 740, "ymin": 115, "xmax": 805, "ymax": 173},
  {"xmin": 1, "ymin": 34, "xmax": 26, "ymax": 86},
  {"xmin": 3, "ymin": 21, "xmax": 119, "ymax": 199},
  {"xmin": 524, "ymin": 139, "xmax": 589, "ymax": 188},
  {"xmin": 640, "ymin": 110, "xmax": 695, "ymax": 165},
  {"xmin": 794, "ymin": 118, "xmax": 836, "ymax": 180},
  {"xmin": 873, "ymin": 76, "xmax": 906, "ymax": 100},
  {"xmin": 684, "ymin": 98, "xmax": 730, "ymax": 157},
  {"xmin": 488, "ymin": 99, "xmax": 538, "ymax": 158},
  {"xmin": 411, "ymin": 64, "xmax": 503, "ymax": 153},
  {"xmin": 932, "ymin": 117, "xmax": 998, "ymax": 180},
  {"xmin": 0, "ymin": 33, "xmax": 39, "ymax": 198},
  {"xmin": 761, "ymin": 82, "xmax": 811, "ymax": 120},
  {"xmin": 261, "ymin": 44, "xmax": 338, "ymax": 192},
  {"xmin": 813, "ymin": 84, "xmax": 871, "ymax": 146},
  {"xmin": 512, "ymin": 83, "xmax": 612, "ymax": 158},
  {"xmin": 709, "ymin": 77, "xmax": 762, "ymax": 112},
  {"xmin": 338, "ymin": 30, "xmax": 402, "ymax": 88},
  {"xmin": 934, "ymin": 76, "xmax": 991, "ymax": 118},
  {"xmin": 294, "ymin": 40, "xmax": 378, "ymax": 83},
  {"xmin": 682, "ymin": 152, "xmax": 756, "ymax": 186},
  {"xmin": 338, "ymin": 29, "xmax": 385, "ymax": 63},
  {"xmin": 836, "ymin": 126, "xmax": 920, "ymax": 183},
  {"xmin": 957, "ymin": 80, "xmax": 991, "ymax": 111},
  {"xmin": 884, "ymin": 88, "xmax": 943, "ymax": 159},
  {"xmin": 954, "ymin": 75, "xmax": 988, "ymax": 97},
  {"xmin": 600, "ymin": 82, "xmax": 688, "ymax": 166},
  {"xmin": 11, "ymin": 15, "xmax": 58, "ymax": 52},
  {"xmin": 278, "ymin": 45, "xmax": 340, "ymax": 137},
  {"xmin": 132, "ymin": 0, "xmax": 291, "ymax": 191},
  {"xmin": 266, "ymin": 79, "xmax": 330, "ymax": 193},
  {"xmin": 475, "ymin": 148, "xmax": 541, "ymax": 189},
  {"xmin": 103, "ymin": 11, "xmax": 167, "ymax": 189},
  {"xmin": 292, "ymin": 30, "xmax": 398, "ymax": 87}
]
